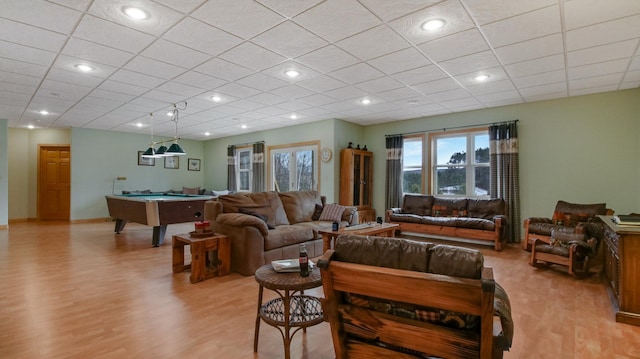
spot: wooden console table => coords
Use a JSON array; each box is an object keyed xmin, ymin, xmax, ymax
[{"xmin": 599, "ymin": 215, "xmax": 640, "ymax": 326}]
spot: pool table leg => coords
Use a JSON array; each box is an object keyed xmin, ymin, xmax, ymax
[
  {"xmin": 152, "ymin": 225, "xmax": 168, "ymax": 247},
  {"xmin": 114, "ymin": 219, "xmax": 128, "ymax": 233}
]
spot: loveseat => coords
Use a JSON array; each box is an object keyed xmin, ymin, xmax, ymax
[
  {"xmin": 319, "ymin": 234, "xmax": 513, "ymax": 358},
  {"xmin": 204, "ymin": 190, "xmax": 358, "ymax": 276},
  {"xmin": 386, "ymin": 194, "xmax": 508, "ymax": 250}
]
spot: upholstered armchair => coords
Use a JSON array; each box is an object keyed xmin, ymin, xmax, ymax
[
  {"xmin": 522, "ymin": 200, "xmax": 608, "ymax": 251},
  {"xmin": 530, "ymin": 223, "xmax": 604, "ymax": 277}
]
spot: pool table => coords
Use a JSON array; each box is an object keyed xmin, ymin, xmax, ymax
[{"xmin": 105, "ymin": 193, "xmax": 215, "ymax": 247}]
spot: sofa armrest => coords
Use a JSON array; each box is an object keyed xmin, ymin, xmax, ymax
[
  {"xmin": 342, "ymin": 206, "xmax": 359, "ymax": 226},
  {"xmin": 385, "ymin": 208, "xmax": 401, "ymax": 222},
  {"xmin": 216, "ymin": 213, "xmax": 269, "ymax": 236}
]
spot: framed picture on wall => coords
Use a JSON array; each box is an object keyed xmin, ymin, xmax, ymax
[
  {"xmin": 164, "ymin": 156, "xmax": 179, "ymax": 169},
  {"xmin": 188, "ymin": 158, "xmax": 201, "ymax": 171},
  {"xmin": 138, "ymin": 151, "xmax": 155, "ymax": 166}
]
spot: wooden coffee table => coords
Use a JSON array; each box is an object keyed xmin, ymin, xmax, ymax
[
  {"xmin": 319, "ymin": 222, "xmax": 399, "ymax": 252},
  {"xmin": 253, "ymin": 264, "xmax": 323, "ymax": 359}
]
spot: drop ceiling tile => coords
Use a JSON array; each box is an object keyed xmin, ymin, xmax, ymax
[
  {"xmin": 569, "ymin": 73, "xmax": 624, "ymax": 91},
  {"xmin": 355, "ymin": 77, "xmax": 404, "ymax": 94},
  {"xmin": 141, "ymin": 39, "xmax": 211, "ymax": 69},
  {"xmin": 88, "ymin": 0, "xmax": 184, "ymax": 36},
  {"xmin": 0, "ymin": 40, "xmax": 56, "ymax": 67},
  {"xmin": 91, "ymin": 87, "xmax": 139, "ymax": 101},
  {"xmin": 412, "ymin": 77, "xmax": 461, "ymax": 95},
  {"xmin": 219, "ymin": 42, "xmax": 287, "ymax": 71},
  {"xmin": 40, "ymin": 79, "xmax": 93, "ymax": 101},
  {"xmin": 336, "ymin": 25, "xmax": 411, "ymax": 61},
  {"xmin": 0, "ymin": 58, "xmax": 48, "ymax": 78},
  {"xmin": 0, "ymin": 71, "xmax": 41, "ymax": 87},
  {"xmin": 0, "ymin": 89, "xmax": 32, "ymax": 105},
  {"xmin": 505, "ymin": 54, "xmax": 565, "ymax": 78},
  {"xmin": 568, "ymin": 40, "xmax": 638, "ymax": 68},
  {"xmin": 215, "ymin": 83, "xmax": 261, "ymax": 98},
  {"xmin": 126, "ymin": 97, "xmax": 171, "ymax": 112},
  {"xmin": 622, "ymin": 70, "xmax": 640, "ymax": 86},
  {"xmin": 256, "ymin": 0, "xmax": 324, "ymax": 18},
  {"xmin": 194, "ymin": 92, "xmax": 238, "ymax": 105},
  {"xmin": 475, "ymin": 89, "xmax": 523, "ymax": 103},
  {"xmin": 274, "ymin": 101, "xmax": 313, "ymax": 112},
  {"xmin": 74, "ymin": 15, "xmax": 155, "ymax": 53},
  {"xmin": 359, "ymin": 0, "xmax": 441, "ymax": 22},
  {"xmin": 46, "ymin": 68, "xmax": 104, "ymax": 88},
  {"xmin": 63, "ymin": 37, "xmax": 134, "ymax": 68},
  {"xmin": 164, "ymin": 17, "xmax": 243, "ymax": 56},
  {"xmin": 236, "ymin": 73, "xmax": 289, "ymax": 92},
  {"xmin": 110, "ymin": 69, "xmax": 166, "ymax": 88},
  {"xmin": 388, "ymin": 0, "xmax": 476, "ymax": 45},
  {"xmin": 253, "ymin": 106, "xmax": 290, "ymax": 117},
  {"xmin": 571, "ymin": 84, "xmax": 620, "ymax": 97},
  {"xmin": 1, "ymin": 0, "xmax": 82, "ymax": 34},
  {"xmin": 297, "ymin": 93, "xmax": 337, "ymax": 106},
  {"xmin": 438, "ymin": 50, "xmax": 500, "ymax": 76},
  {"xmin": 494, "ymin": 34, "xmax": 563, "ymax": 65},
  {"xmin": 454, "ymin": 66, "xmax": 508, "ymax": 87},
  {"xmin": 323, "ymin": 86, "xmax": 369, "ymax": 101},
  {"xmin": 152, "ymin": 0, "xmax": 207, "ymax": 13},
  {"xmin": 155, "ymin": 81, "xmax": 205, "ymax": 97},
  {"xmin": 252, "ymin": 21, "xmax": 328, "ymax": 59},
  {"xmin": 463, "ymin": 0, "xmax": 557, "ymax": 25},
  {"xmin": 297, "ymin": 75, "xmax": 346, "ymax": 92},
  {"xmin": 564, "ymin": 0, "xmax": 640, "ymax": 30},
  {"xmin": 512, "ymin": 69, "xmax": 566, "ymax": 89},
  {"xmin": 368, "ymin": 47, "xmax": 432, "ymax": 75},
  {"xmin": 94, "ymin": 80, "xmax": 149, "ymax": 97},
  {"xmin": 173, "ymin": 71, "xmax": 227, "ymax": 90},
  {"xmin": 124, "ymin": 56, "xmax": 186, "ymax": 80},
  {"xmin": 193, "ymin": 0, "xmax": 284, "ymax": 39},
  {"xmin": 439, "ymin": 95, "xmax": 482, "ymax": 110},
  {"xmin": 428, "ymin": 88, "xmax": 472, "ymax": 102},
  {"xmin": 262, "ymin": 61, "xmax": 320, "ymax": 83},
  {"xmin": 569, "ymin": 59, "xmax": 629, "ymax": 81},
  {"xmin": 293, "ymin": 0, "xmax": 381, "ymax": 42},
  {"xmin": 329, "ymin": 63, "xmax": 385, "ymax": 85},
  {"xmin": 194, "ymin": 58, "xmax": 252, "ymax": 82},
  {"xmin": 519, "ymin": 82, "xmax": 567, "ymax": 100},
  {"xmin": 223, "ymin": 100, "xmax": 266, "ymax": 112},
  {"xmin": 466, "ymin": 79, "xmax": 516, "ymax": 96},
  {"xmin": 270, "ymin": 85, "xmax": 316, "ymax": 99},
  {"xmin": 392, "ymin": 65, "xmax": 449, "ymax": 86},
  {"xmin": 418, "ymin": 28, "xmax": 489, "ymax": 62},
  {"xmin": 481, "ymin": 5, "xmax": 561, "ymax": 48},
  {"xmin": 296, "ymin": 45, "xmax": 360, "ymax": 73},
  {"xmin": 375, "ymin": 87, "xmax": 423, "ymax": 102},
  {"xmin": 48, "ymin": 0, "xmax": 92, "ymax": 11},
  {"xmin": 566, "ymin": 14, "xmax": 640, "ymax": 51},
  {"xmin": 247, "ymin": 92, "xmax": 288, "ymax": 106},
  {"xmin": 0, "ymin": 18, "xmax": 67, "ymax": 53},
  {"xmin": 183, "ymin": 97, "xmax": 220, "ymax": 110}
]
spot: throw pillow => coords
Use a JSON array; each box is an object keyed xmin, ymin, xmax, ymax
[
  {"xmin": 239, "ymin": 207, "xmax": 275, "ymax": 229},
  {"xmin": 211, "ymin": 189, "xmax": 230, "ymax": 197},
  {"xmin": 312, "ymin": 204, "xmax": 323, "ymax": 221},
  {"xmin": 319, "ymin": 203, "xmax": 345, "ymax": 222},
  {"xmin": 182, "ymin": 186, "xmax": 200, "ymax": 195}
]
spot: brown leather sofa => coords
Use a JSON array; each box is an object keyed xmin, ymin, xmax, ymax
[
  {"xmin": 386, "ymin": 194, "xmax": 508, "ymax": 250},
  {"xmin": 204, "ymin": 190, "xmax": 358, "ymax": 276},
  {"xmin": 319, "ymin": 234, "xmax": 513, "ymax": 358}
]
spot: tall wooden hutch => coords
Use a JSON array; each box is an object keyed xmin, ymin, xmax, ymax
[{"xmin": 339, "ymin": 148, "xmax": 375, "ymax": 223}]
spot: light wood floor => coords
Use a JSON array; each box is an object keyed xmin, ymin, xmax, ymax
[{"xmin": 1, "ymin": 221, "xmax": 639, "ymax": 359}]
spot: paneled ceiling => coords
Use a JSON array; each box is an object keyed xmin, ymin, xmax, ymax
[{"xmin": 1, "ymin": 0, "xmax": 639, "ymax": 140}]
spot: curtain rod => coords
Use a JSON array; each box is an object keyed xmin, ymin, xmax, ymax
[
  {"xmin": 228, "ymin": 140, "xmax": 264, "ymax": 147},
  {"xmin": 385, "ymin": 119, "xmax": 518, "ymax": 137}
]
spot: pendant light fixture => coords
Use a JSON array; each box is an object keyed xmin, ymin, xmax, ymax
[
  {"xmin": 164, "ymin": 102, "xmax": 186, "ymax": 156},
  {"xmin": 141, "ymin": 113, "xmax": 160, "ymax": 158},
  {"xmin": 140, "ymin": 102, "xmax": 187, "ymax": 158}
]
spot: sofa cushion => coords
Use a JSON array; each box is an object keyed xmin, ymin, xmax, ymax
[
  {"xmin": 468, "ymin": 198, "xmax": 505, "ymax": 220},
  {"xmin": 552, "ymin": 200, "xmax": 606, "ymax": 225},
  {"xmin": 432, "ymin": 197, "xmax": 468, "ymax": 216},
  {"xmin": 319, "ymin": 203, "xmax": 345, "ymax": 222},
  {"xmin": 182, "ymin": 186, "xmax": 200, "ymax": 195},
  {"xmin": 264, "ymin": 225, "xmax": 315, "ymax": 251},
  {"xmin": 428, "ymin": 244, "xmax": 483, "ymax": 279},
  {"xmin": 239, "ymin": 207, "xmax": 275, "ymax": 229},
  {"xmin": 218, "ymin": 191, "xmax": 290, "ymax": 225},
  {"xmin": 401, "ymin": 194, "xmax": 434, "ymax": 216},
  {"xmin": 278, "ymin": 190, "xmax": 322, "ymax": 224},
  {"xmin": 334, "ymin": 235, "xmax": 432, "ymax": 272}
]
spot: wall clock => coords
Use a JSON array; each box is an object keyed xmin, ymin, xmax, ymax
[{"xmin": 321, "ymin": 148, "xmax": 332, "ymax": 162}]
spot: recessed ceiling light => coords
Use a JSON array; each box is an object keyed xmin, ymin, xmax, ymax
[
  {"xmin": 241, "ymin": 124, "xmax": 247, "ymax": 129},
  {"xmin": 285, "ymin": 69, "xmax": 300, "ymax": 78},
  {"xmin": 75, "ymin": 64, "xmax": 93, "ymax": 72},
  {"xmin": 360, "ymin": 98, "xmax": 371, "ymax": 105},
  {"xmin": 204, "ymin": 132, "xmax": 210, "ymax": 136},
  {"xmin": 290, "ymin": 114, "xmax": 298, "ymax": 119},
  {"xmin": 474, "ymin": 74, "xmax": 490, "ymax": 82},
  {"xmin": 122, "ymin": 6, "xmax": 149, "ymax": 20},
  {"xmin": 136, "ymin": 123, "xmax": 144, "ymax": 128},
  {"xmin": 408, "ymin": 100, "xmax": 419, "ymax": 105},
  {"xmin": 27, "ymin": 125, "xmax": 35, "ymax": 129},
  {"xmin": 166, "ymin": 111, "xmax": 174, "ymax": 116},
  {"xmin": 211, "ymin": 95, "xmax": 221, "ymax": 102},
  {"xmin": 421, "ymin": 19, "xmax": 446, "ymax": 31},
  {"xmin": 39, "ymin": 110, "xmax": 49, "ymax": 115}
]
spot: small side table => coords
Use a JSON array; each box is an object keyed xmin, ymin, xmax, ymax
[
  {"xmin": 253, "ymin": 264, "xmax": 323, "ymax": 359},
  {"xmin": 172, "ymin": 233, "xmax": 230, "ymax": 283}
]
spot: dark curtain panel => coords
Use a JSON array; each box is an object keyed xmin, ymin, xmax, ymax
[
  {"xmin": 385, "ymin": 135, "xmax": 404, "ymax": 209},
  {"xmin": 227, "ymin": 145, "xmax": 237, "ymax": 192},
  {"xmin": 252, "ymin": 142, "xmax": 265, "ymax": 192},
  {"xmin": 489, "ymin": 122, "xmax": 520, "ymax": 243}
]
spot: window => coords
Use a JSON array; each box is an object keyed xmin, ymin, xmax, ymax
[
  {"xmin": 402, "ymin": 135, "xmax": 424, "ymax": 194},
  {"xmin": 430, "ymin": 129, "xmax": 489, "ymax": 197},
  {"xmin": 236, "ymin": 147, "xmax": 252, "ymax": 192},
  {"xmin": 269, "ymin": 142, "xmax": 319, "ymax": 192}
]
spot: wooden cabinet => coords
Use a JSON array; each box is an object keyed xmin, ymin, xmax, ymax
[
  {"xmin": 600, "ymin": 216, "xmax": 640, "ymax": 326},
  {"xmin": 339, "ymin": 148, "xmax": 374, "ymax": 223}
]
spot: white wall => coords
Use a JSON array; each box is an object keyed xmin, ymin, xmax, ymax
[{"xmin": 0, "ymin": 120, "xmax": 7, "ymax": 227}]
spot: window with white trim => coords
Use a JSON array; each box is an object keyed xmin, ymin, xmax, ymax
[
  {"xmin": 402, "ymin": 135, "xmax": 424, "ymax": 194},
  {"xmin": 430, "ymin": 129, "xmax": 489, "ymax": 197},
  {"xmin": 269, "ymin": 143, "xmax": 319, "ymax": 192},
  {"xmin": 237, "ymin": 147, "xmax": 252, "ymax": 192}
]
